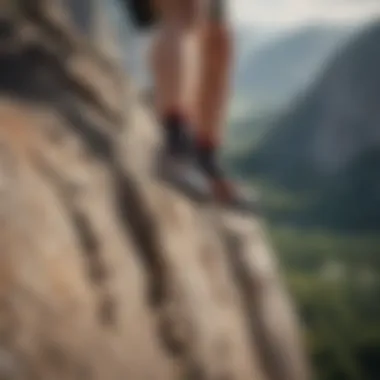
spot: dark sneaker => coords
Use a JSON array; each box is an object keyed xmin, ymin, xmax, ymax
[
  {"xmin": 157, "ymin": 145, "xmax": 260, "ymax": 213},
  {"xmin": 155, "ymin": 114, "xmax": 261, "ymax": 213},
  {"xmin": 155, "ymin": 114, "xmax": 210, "ymax": 201},
  {"xmin": 209, "ymin": 177, "xmax": 261, "ymax": 214},
  {"xmin": 156, "ymin": 147, "xmax": 211, "ymax": 201},
  {"xmin": 195, "ymin": 144, "xmax": 261, "ymax": 214}
]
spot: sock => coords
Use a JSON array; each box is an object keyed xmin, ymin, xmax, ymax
[{"xmin": 161, "ymin": 110, "xmax": 191, "ymax": 156}]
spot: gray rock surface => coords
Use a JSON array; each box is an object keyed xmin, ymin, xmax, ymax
[{"xmin": 0, "ymin": 1, "xmax": 310, "ymax": 379}]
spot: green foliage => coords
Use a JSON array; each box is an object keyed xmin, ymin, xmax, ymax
[
  {"xmin": 230, "ymin": 175, "xmax": 380, "ymax": 380},
  {"xmin": 309, "ymin": 148, "xmax": 380, "ymax": 231},
  {"xmin": 267, "ymin": 225, "xmax": 380, "ymax": 380}
]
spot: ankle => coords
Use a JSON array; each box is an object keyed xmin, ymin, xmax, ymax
[{"xmin": 161, "ymin": 109, "xmax": 191, "ymax": 155}]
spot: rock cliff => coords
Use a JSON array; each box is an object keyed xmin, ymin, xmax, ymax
[{"xmin": 0, "ymin": 1, "xmax": 309, "ymax": 379}]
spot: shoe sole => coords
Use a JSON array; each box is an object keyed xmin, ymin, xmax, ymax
[
  {"xmin": 155, "ymin": 155, "xmax": 211, "ymax": 202},
  {"xmin": 155, "ymin": 153, "xmax": 262, "ymax": 216},
  {"xmin": 216, "ymin": 196, "xmax": 262, "ymax": 216}
]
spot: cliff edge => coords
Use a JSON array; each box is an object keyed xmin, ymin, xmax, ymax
[{"xmin": 0, "ymin": 1, "xmax": 309, "ymax": 379}]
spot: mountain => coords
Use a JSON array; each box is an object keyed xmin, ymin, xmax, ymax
[
  {"xmin": 232, "ymin": 24, "xmax": 356, "ymax": 111},
  {"xmin": 235, "ymin": 20, "xmax": 380, "ymax": 230}
]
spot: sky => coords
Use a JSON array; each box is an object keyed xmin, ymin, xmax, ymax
[{"xmin": 231, "ymin": 0, "xmax": 380, "ymax": 27}]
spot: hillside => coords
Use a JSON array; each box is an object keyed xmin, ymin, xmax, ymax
[
  {"xmin": 0, "ymin": 2, "xmax": 309, "ymax": 380},
  {"xmin": 233, "ymin": 24, "xmax": 354, "ymax": 110},
  {"xmin": 253, "ymin": 20, "xmax": 380, "ymax": 182},
  {"xmin": 235, "ymin": 20, "xmax": 380, "ymax": 230}
]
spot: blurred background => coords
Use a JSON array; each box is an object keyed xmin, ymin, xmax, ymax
[{"xmin": 108, "ymin": 1, "xmax": 380, "ymax": 379}]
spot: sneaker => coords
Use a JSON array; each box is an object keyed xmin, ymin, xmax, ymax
[
  {"xmin": 195, "ymin": 144, "xmax": 261, "ymax": 214},
  {"xmin": 155, "ymin": 114, "xmax": 210, "ymax": 201},
  {"xmin": 155, "ymin": 114, "xmax": 261, "ymax": 214}
]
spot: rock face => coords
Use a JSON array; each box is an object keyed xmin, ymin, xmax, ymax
[{"xmin": 0, "ymin": 1, "xmax": 309, "ymax": 380}]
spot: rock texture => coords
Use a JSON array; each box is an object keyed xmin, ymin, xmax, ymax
[{"xmin": 0, "ymin": 1, "xmax": 309, "ymax": 379}]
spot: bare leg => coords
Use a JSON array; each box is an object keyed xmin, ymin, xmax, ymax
[
  {"xmin": 194, "ymin": 0, "xmax": 236, "ymax": 200},
  {"xmin": 150, "ymin": 0, "xmax": 257, "ymax": 211},
  {"xmin": 149, "ymin": 1, "xmax": 202, "ymax": 115},
  {"xmin": 149, "ymin": 23, "xmax": 185, "ymax": 115},
  {"xmin": 149, "ymin": 0, "xmax": 202, "ymax": 157},
  {"xmin": 195, "ymin": 2, "xmax": 232, "ymax": 146}
]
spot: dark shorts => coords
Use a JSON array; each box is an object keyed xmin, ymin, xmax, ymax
[
  {"xmin": 126, "ymin": 0, "xmax": 226, "ymax": 30},
  {"xmin": 125, "ymin": 0, "xmax": 157, "ymax": 29},
  {"xmin": 209, "ymin": 0, "xmax": 226, "ymax": 21}
]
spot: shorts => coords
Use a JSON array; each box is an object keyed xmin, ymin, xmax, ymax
[
  {"xmin": 126, "ymin": 0, "xmax": 157, "ymax": 29},
  {"xmin": 126, "ymin": 0, "xmax": 226, "ymax": 30}
]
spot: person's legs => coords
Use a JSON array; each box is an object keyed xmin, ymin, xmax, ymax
[
  {"xmin": 194, "ymin": 0, "xmax": 236, "ymax": 200},
  {"xmin": 195, "ymin": 0, "xmax": 231, "ymax": 147},
  {"xmin": 149, "ymin": 0, "xmax": 202, "ymax": 157},
  {"xmin": 150, "ymin": 0, "xmax": 254, "ymax": 210}
]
